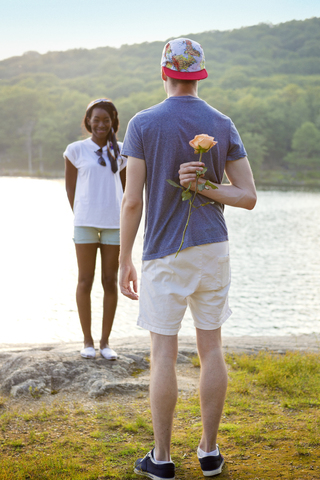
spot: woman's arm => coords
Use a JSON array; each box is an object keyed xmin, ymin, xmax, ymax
[
  {"xmin": 65, "ymin": 158, "xmax": 78, "ymax": 210},
  {"xmin": 120, "ymin": 167, "xmax": 126, "ymax": 192},
  {"xmin": 179, "ymin": 157, "xmax": 257, "ymax": 210}
]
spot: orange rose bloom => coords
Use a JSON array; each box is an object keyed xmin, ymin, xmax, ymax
[{"xmin": 189, "ymin": 134, "xmax": 217, "ymax": 153}]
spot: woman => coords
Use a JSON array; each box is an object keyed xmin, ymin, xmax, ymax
[{"xmin": 64, "ymin": 98, "xmax": 126, "ymax": 360}]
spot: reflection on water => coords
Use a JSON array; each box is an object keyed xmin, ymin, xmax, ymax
[{"xmin": 0, "ymin": 177, "xmax": 319, "ymax": 344}]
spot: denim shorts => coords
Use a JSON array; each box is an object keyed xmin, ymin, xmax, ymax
[
  {"xmin": 138, "ymin": 241, "xmax": 231, "ymax": 335},
  {"xmin": 73, "ymin": 226, "xmax": 120, "ymax": 245}
]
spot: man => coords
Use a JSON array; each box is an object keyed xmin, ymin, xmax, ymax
[{"xmin": 119, "ymin": 38, "xmax": 257, "ymax": 479}]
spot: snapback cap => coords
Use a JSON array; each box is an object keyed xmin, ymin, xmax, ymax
[{"xmin": 161, "ymin": 38, "xmax": 208, "ymax": 80}]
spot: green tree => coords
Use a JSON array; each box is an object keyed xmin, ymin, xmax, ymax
[
  {"xmin": 284, "ymin": 121, "xmax": 320, "ymax": 168},
  {"xmin": 0, "ymin": 86, "xmax": 39, "ymax": 173},
  {"xmin": 241, "ymin": 132, "xmax": 268, "ymax": 180},
  {"xmin": 1, "ymin": 17, "xmax": 320, "ymax": 181}
]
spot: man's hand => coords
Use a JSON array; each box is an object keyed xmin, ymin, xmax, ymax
[
  {"xmin": 179, "ymin": 157, "xmax": 257, "ymax": 210},
  {"xmin": 179, "ymin": 161, "xmax": 205, "ymax": 190},
  {"xmin": 119, "ymin": 260, "xmax": 139, "ymax": 300}
]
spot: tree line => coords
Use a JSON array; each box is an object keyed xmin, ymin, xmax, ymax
[{"xmin": 0, "ymin": 17, "xmax": 319, "ymax": 184}]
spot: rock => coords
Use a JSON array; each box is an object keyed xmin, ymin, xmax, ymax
[
  {"xmin": 11, "ymin": 379, "xmax": 47, "ymax": 398},
  {"xmin": 177, "ymin": 353, "xmax": 192, "ymax": 364},
  {"xmin": 0, "ymin": 335, "xmax": 318, "ymax": 399},
  {"xmin": 88, "ymin": 381, "xmax": 149, "ymax": 398},
  {"xmin": 0, "ymin": 343, "xmax": 152, "ymax": 398}
]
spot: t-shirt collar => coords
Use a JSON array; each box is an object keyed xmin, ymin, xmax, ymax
[{"xmin": 88, "ymin": 138, "xmax": 109, "ymax": 151}]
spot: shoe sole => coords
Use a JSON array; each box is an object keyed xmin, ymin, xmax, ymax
[
  {"xmin": 134, "ymin": 467, "xmax": 175, "ymax": 480},
  {"xmin": 201, "ymin": 458, "xmax": 225, "ymax": 476}
]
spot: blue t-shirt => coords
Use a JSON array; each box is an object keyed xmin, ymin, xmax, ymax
[{"xmin": 122, "ymin": 96, "xmax": 247, "ymax": 261}]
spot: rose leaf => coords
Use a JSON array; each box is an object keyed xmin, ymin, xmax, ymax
[
  {"xmin": 205, "ymin": 180, "xmax": 218, "ymax": 190},
  {"xmin": 181, "ymin": 191, "xmax": 192, "ymax": 201},
  {"xmin": 166, "ymin": 179, "xmax": 183, "ymax": 189}
]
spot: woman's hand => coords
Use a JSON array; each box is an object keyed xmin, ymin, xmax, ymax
[{"xmin": 178, "ymin": 161, "xmax": 205, "ymax": 190}]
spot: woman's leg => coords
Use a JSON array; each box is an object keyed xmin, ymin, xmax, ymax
[
  {"xmin": 100, "ymin": 244, "xmax": 120, "ymax": 349},
  {"xmin": 75, "ymin": 243, "xmax": 99, "ymax": 347}
]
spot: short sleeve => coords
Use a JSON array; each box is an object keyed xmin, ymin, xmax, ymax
[
  {"xmin": 121, "ymin": 116, "xmax": 145, "ymax": 160},
  {"xmin": 63, "ymin": 143, "xmax": 79, "ymax": 167},
  {"xmin": 227, "ymin": 121, "xmax": 247, "ymax": 161},
  {"xmin": 117, "ymin": 141, "xmax": 127, "ymax": 171}
]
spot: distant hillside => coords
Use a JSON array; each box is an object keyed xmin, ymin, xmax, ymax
[
  {"xmin": 1, "ymin": 17, "xmax": 320, "ymax": 184},
  {"xmin": 2, "ymin": 18, "xmax": 320, "ymax": 81}
]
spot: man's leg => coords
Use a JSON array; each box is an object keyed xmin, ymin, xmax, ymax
[
  {"xmin": 149, "ymin": 332, "xmax": 178, "ymax": 462},
  {"xmin": 196, "ymin": 327, "xmax": 228, "ymax": 452}
]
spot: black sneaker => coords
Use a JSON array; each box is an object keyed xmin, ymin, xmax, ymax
[
  {"xmin": 198, "ymin": 446, "xmax": 225, "ymax": 476},
  {"xmin": 134, "ymin": 448, "xmax": 175, "ymax": 480}
]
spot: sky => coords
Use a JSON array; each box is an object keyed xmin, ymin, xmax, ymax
[{"xmin": 1, "ymin": 0, "xmax": 320, "ymax": 61}]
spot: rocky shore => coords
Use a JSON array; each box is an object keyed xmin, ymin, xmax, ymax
[{"xmin": 0, "ymin": 334, "xmax": 319, "ymax": 399}]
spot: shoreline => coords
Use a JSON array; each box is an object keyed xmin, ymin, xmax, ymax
[
  {"xmin": 1, "ymin": 333, "xmax": 319, "ymax": 354},
  {"xmin": 0, "ymin": 334, "xmax": 319, "ymax": 399},
  {"xmin": 2, "ymin": 173, "xmax": 320, "ymax": 189}
]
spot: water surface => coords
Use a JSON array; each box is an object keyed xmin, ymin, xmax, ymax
[{"xmin": 0, "ymin": 177, "xmax": 319, "ymax": 344}]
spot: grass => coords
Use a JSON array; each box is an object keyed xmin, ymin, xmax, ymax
[{"xmin": 0, "ymin": 351, "xmax": 319, "ymax": 479}]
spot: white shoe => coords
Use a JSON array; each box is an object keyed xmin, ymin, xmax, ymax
[
  {"xmin": 80, "ymin": 347, "xmax": 96, "ymax": 359},
  {"xmin": 100, "ymin": 346, "xmax": 117, "ymax": 360}
]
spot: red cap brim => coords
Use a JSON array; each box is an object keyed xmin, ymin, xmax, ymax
[{"xmin": 163, "ymin": 66, "xmax": 208, "ymax": 80}]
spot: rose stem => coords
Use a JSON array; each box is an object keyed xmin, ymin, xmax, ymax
[{"xmin": 175, "ymin": 152, "xmax": 203, "ymax": 257}]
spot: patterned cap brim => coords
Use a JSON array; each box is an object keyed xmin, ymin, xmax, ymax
[{"xmin": 163, "ymin": 66, "xmax": 208, "ymax": 80}]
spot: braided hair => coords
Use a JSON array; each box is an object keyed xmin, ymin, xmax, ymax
[{"xmin": 84, "ymin": 99, "xmax": 120, "ymax": 161}]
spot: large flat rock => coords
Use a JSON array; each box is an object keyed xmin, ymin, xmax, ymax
[{"xmin": 0, "ymin": 335, "xmax": 318, "ymax": 399}]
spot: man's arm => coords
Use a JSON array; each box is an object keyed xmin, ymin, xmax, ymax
[
  {"xmin": 119, "ymin": 156, "xmax": 146, "ymax": 300},
  {"xmin": 179, "ymin": 156, "xmax": 257, "ymax": 210}
]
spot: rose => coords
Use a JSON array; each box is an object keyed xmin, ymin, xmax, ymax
[
  {"xmin": 189, "ymin": 134, "xmax": 217, "ymax": 154},
  {"xmin": 166, "ymin": 133, "xmax": 218, "ymax": 257}
]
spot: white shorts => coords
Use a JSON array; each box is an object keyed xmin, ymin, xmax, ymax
[{"xmin": 138, "ymin": 242, "xmax": 232, "ymax": 335}]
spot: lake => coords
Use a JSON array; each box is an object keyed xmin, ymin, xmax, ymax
[{"xmin": 0, "ymin": 177, "xmax": 319, "ymax": 344}]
